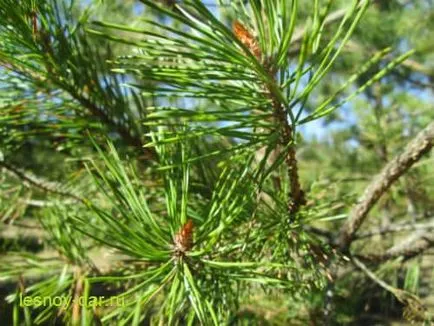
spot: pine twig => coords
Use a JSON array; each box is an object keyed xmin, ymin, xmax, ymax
[
  {"xmin": 352, "ymin": 256, "xmax": 427, "ymax": 321},
  {"xmin": 273, "ymin": 101, "xmax": 306, "ymax": 215},
  {"xmin": 232, "ymin": 20, "xmax": 306, "ymax": 216}
]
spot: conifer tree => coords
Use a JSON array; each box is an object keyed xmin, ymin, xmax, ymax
[{"xmin": 0, "ymin": 0, "xmax": 433, "ymax": 324}]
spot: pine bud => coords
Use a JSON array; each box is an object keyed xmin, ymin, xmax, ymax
[
  {"xmin": 232, "ymin": 21, "xmax": 261, "ymax": 59},
  {"xmin": 173, "ymin": 219, "xmax": 194, "ymax": 254}
]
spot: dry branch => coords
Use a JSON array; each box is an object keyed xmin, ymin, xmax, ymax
[
  {"xmin": 355, "ymin": 219, "xmax": 434, "ymax": 239},
  {"xmin": 357, "ymin": 232, "xmax": 434, "ymax": 262},
  {"xmin": 338, "ymin": 121, "xmax": 434, "ymax": 250}
]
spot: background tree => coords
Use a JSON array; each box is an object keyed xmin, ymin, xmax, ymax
[{"xmin": 0, "ymin": 0, "xmax": 433, "ymax": 325}]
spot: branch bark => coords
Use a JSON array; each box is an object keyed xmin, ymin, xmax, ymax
[
  {"xmin": 337, "ymin": 121, "xmax": 434, "ymax": 250},
  {"xmin": 272, "ymin": 102, "xmax": 306, "ymax": 215}
]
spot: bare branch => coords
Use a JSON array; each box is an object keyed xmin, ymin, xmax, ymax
[
  {"xmin": 357, "ymin": 232, "xmax": 434, "ymax": 262},
  {"xmin": 355, "ymin": 219, "xmax": 434, "ymax": 239},
  {"xmin": 337, "ymin": 121, "xmax": 434, "ymax": 250}
]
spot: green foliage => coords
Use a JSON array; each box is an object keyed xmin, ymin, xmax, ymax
[{"xmin": 1, "ymin": 0, "xmax": 433, "ymax": 325}]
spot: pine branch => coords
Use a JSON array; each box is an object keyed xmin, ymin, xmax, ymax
[
  {"xmin": 0, "ymin": 161, "xmax": 83, "ymax": 202},
  {"xmin": 0, "ymin": 2, "xmax": 157, "ymax": 160},
  {"xmin": 356, "ymin": 232, "xmax": 434, "ymax": 262},
  {"xmin": 337, "ymin": 121, "xmax": 434, "ymax": 250},
  {"xmin": 355, "ymin": 219, "xmax": 434, "ymax": 239}
]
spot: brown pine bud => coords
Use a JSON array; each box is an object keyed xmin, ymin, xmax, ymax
[
  {"xmin": 232, "ymin": 21, "xmax": 261, "ymax": 59},
  {"xmin": 173, "ymin": 219, "xmax": 194, "ymax": 254}
]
